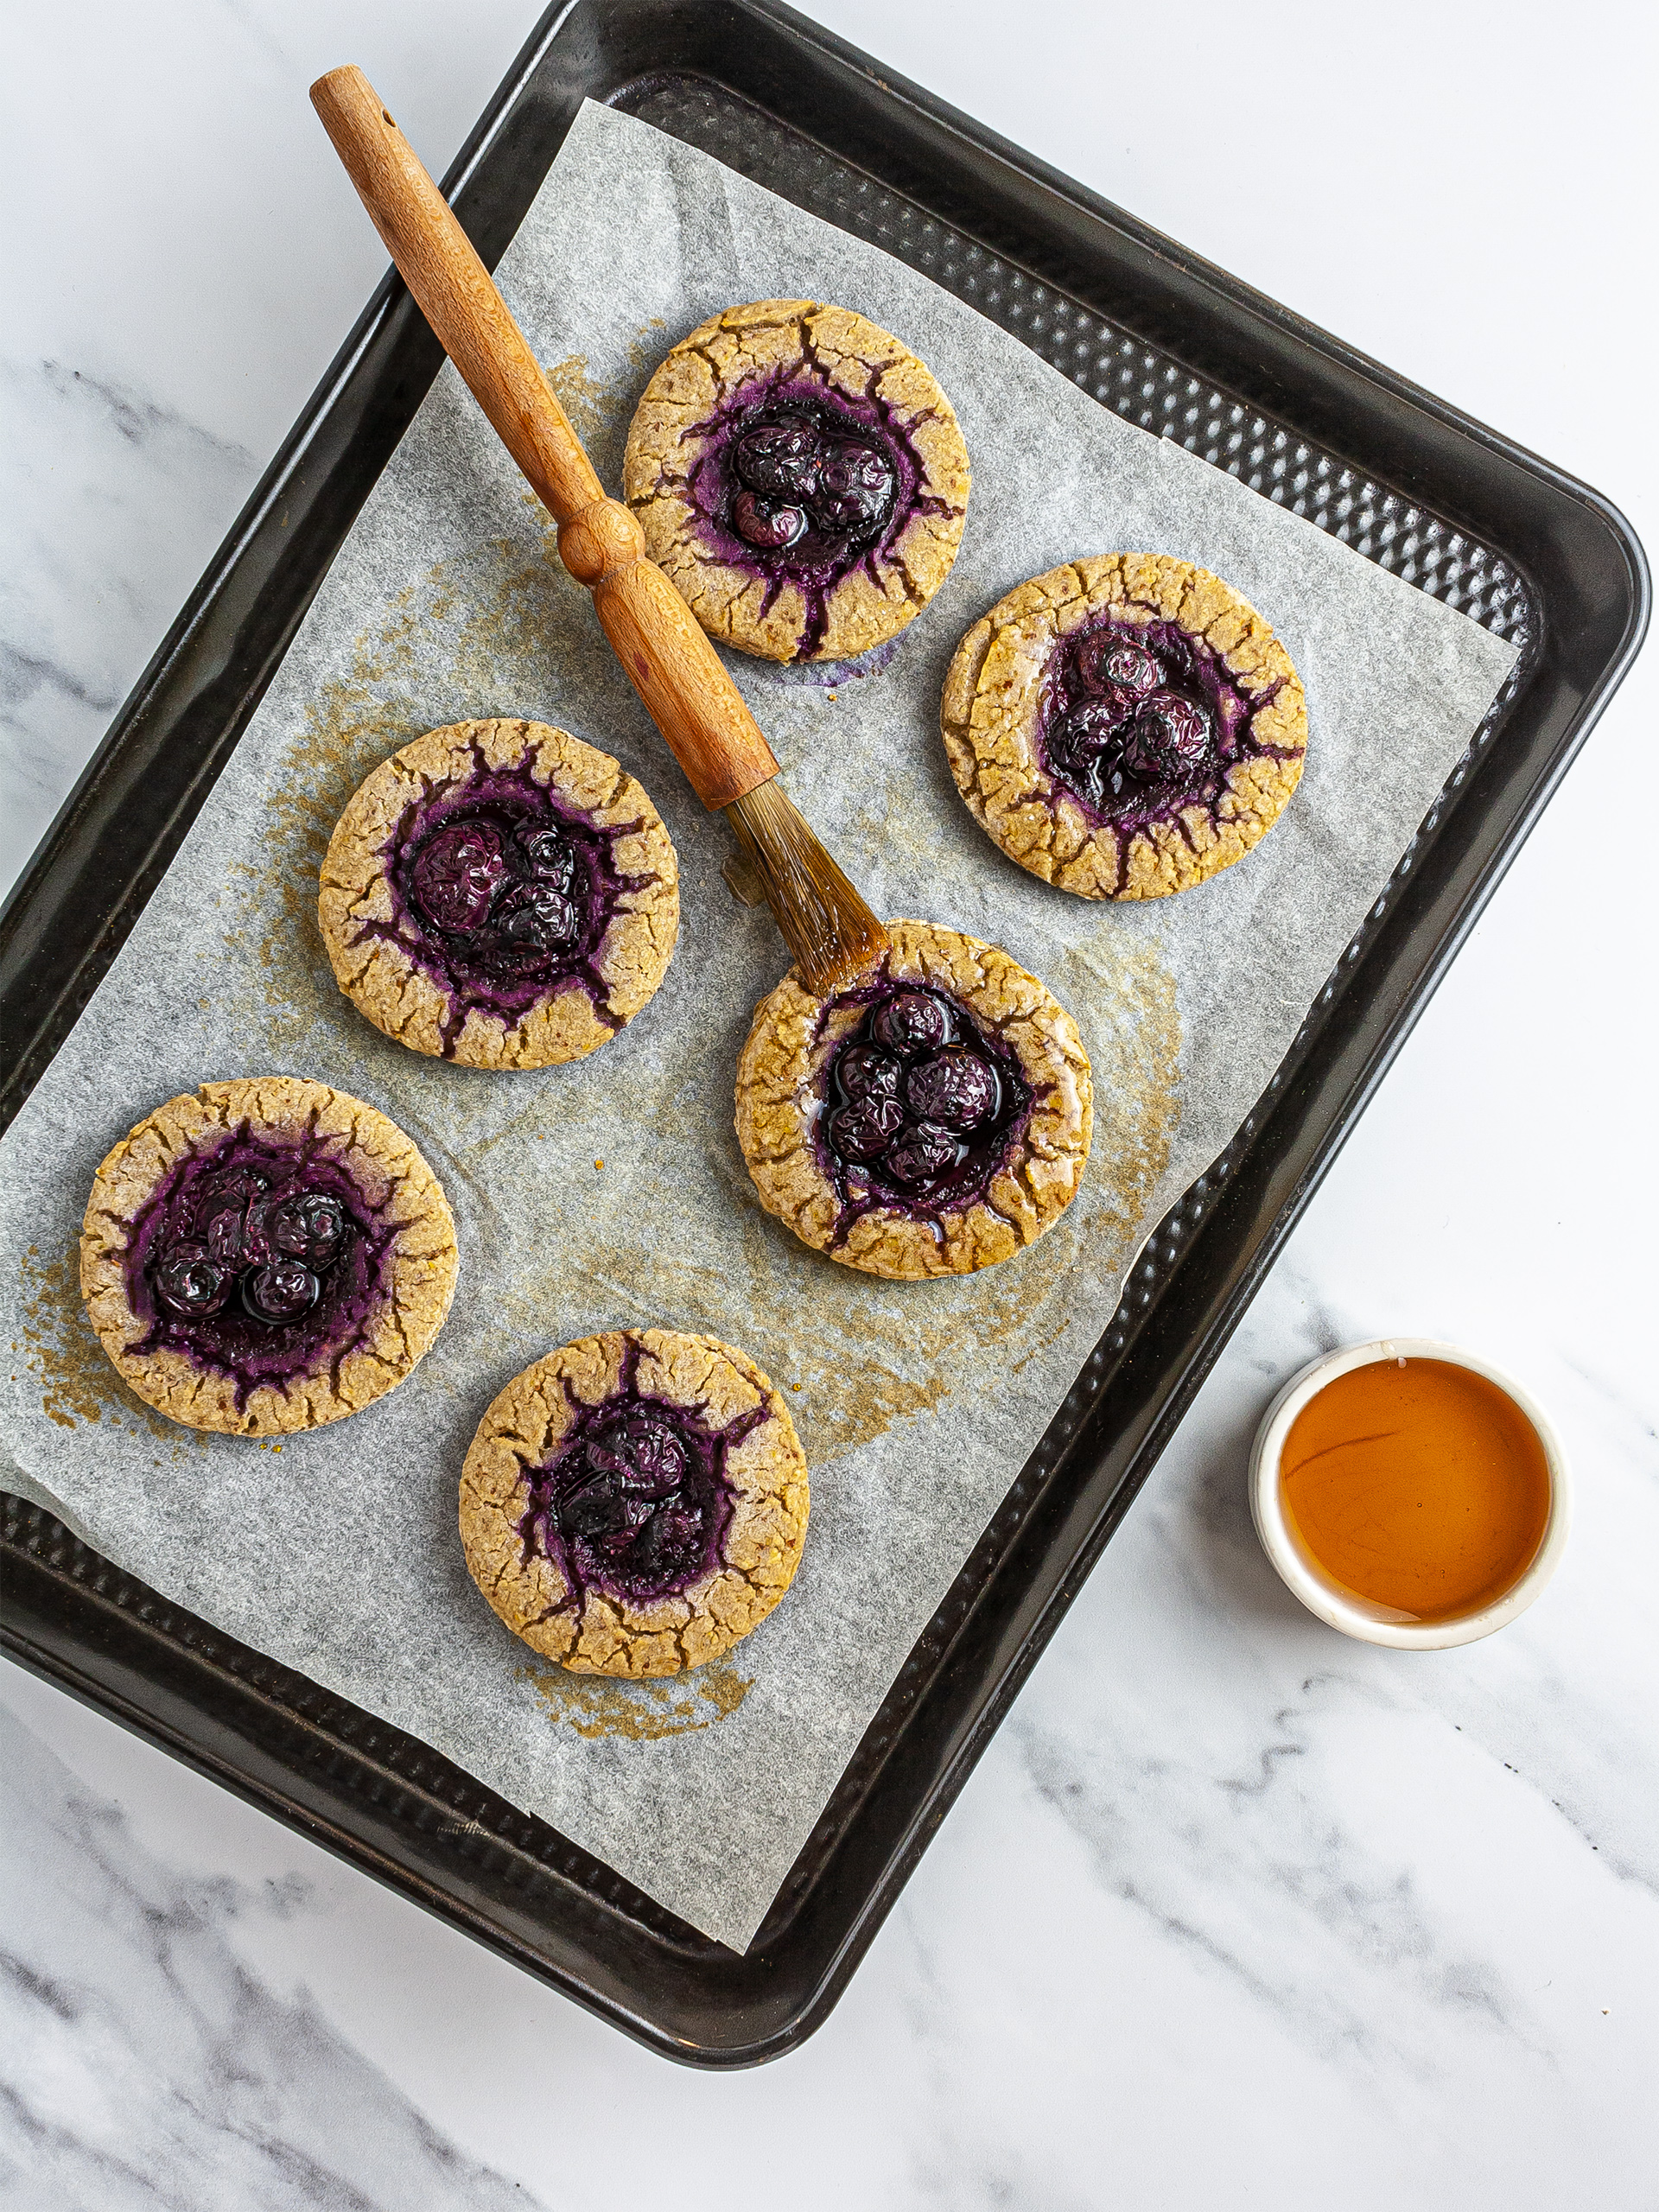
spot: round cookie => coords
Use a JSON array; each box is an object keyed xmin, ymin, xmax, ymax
[
  {"xmin": 735, "ymin": 918, "xmax": 1092, "ymax": 1281},
  {"xmin": 460, "ymin": 1328, "xmax": 809, "ymax": 1678},
  {"xmin": 941, "ymin": 555, "xmax": 1307, "ymax": 899},
  {"xmin": 622, "ymin": 299, "xmax": 971, "ymax": 664},
  {"xmin": 79, "ymin": 1076, "xmax": 458, "ymax": 1436},
  {"xmin": 320, "ymin": 718, "xmax": 679, "ymax": 1068}
]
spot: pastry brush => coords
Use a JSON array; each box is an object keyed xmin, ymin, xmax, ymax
[{"xmin": 310, "ymin": 65, "xmax": 887, "ymax": 996}]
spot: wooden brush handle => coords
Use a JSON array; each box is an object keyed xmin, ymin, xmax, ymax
[{"xmin": 310, "ymin": 64, "xmax": 779, "ymax": 811}]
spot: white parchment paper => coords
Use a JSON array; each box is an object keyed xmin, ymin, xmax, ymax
[{"xmin": 0, "ymin": 104, "xmax": 1517, "ymax": 1948}]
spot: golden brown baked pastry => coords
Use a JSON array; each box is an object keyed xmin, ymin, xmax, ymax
[
  {"xmin": 735, "ymin": 918, "xmax": 1092, "ymax": 1280},
  {"xmin": 79, "ymin": 1076, "xmax": 458, "ymax": 1435},
  {"xmin": 623, "ymin": 299, "xmax": 970, "ymax": 664},
  {"xmin": 460, "ymin": 1328, "xmax": 809, "ymax": 1678},
  {"xmin": 941, "ymin": 555, "xmax": 1306, "ymax": 899},
  {"xmin": 320, "ymin": 718, "xmax": 678, "ymax": 1068}
]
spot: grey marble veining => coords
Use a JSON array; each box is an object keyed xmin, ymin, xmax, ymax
[
  {"xmin": 1, "ymin": 1702, "xmax": 548, "ymax": 2211},
  {"xmin": 4, "ymin": 0, "xmax": 1656, "ymax": 2200},
  {"xmin": 0, "ymin": 353, "xmax": 260, "ymax": 890}
]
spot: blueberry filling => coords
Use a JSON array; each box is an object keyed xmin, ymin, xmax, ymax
[
  {"xmin": 725, "ymin": 410, "xmax": 897, "ymax": 551},
  {"xmin": 731, "ymin": 417, "xmax": 820, "ymax": 499},
  {"xmin": 408, "ymin": 819, "xmax": 506, "ymax": 933},
  {"xmin": 679, "ymin": 375, "xmax": 944, "ymax": 657},
  {"xmin": 817, "ymin": 983, "xmax": 1032, "ymax": 1232},
  {"xmin": 520, "ymin": 1363, "xmax": 761, "ymax": 1609},
  {"xmin": 124, "ymin": 1130, "xmax": 390, "ymax": 1404},
  {"xmin": 350, "ymin": 749, "xmax": 644, "ymax": 1057},
  {"xmin": 405, "ymin": 809, "xmax": 588, "ymax": 974},
  {"xmin": 731, "ymin": 488, "xmax": 805, "ymax": 550},
  {"xmin": 1039, "ymin": 615, "xmax": 1283, "ymax": 838}
]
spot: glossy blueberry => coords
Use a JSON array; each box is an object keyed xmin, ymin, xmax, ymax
[
  {"xmin": 410, "ymin": 820, "xmax": 505, "ymax": 935},
  {"xmin": 733, "ymin": 490, "xmax": 807, "ymax": 550},
  {"xmin": 733, "ymin": 419, "xmax": 821, "ymax": 499},
  {"xmin": 1058, "ymin": 696, "xmax": 1135, "ymax": 756},
  {"xmin": 1123, "ymin": 690, "xmax": 1214, "ymax": 782},
  {"xmin": 808, "ymin": 440, "xmax": 895, "ymax": 533},
  {"xmin": 518, "ymin": 825, "xmax": 575, "ymax": 887},
  {"xmin": 558, "ymin": 1477, "xmax": 651, "ymax": 1548},
  {"xmin": 830, "ymin": 1094, "xmax": 907, "ymax": 1162},
  {"xmin": 194, "ymin": 1166, "xmax": 267, "ymax": 1224},
  {"xmin": 154, "ymin": 1243, "xmax": 233, "ymax": 1319},
  {"xmin": 499, "ymin": 884, "xmax": 577, "ymax": 950},
  {"xmin": 871, "ymin": 990, "xmax": 952, "ymax": 1055},
  {"xmin": 205, "ymin": 1204, "xmax": 254, "ymax": 1267},
  {"xmin": 270, "ymin": 1192, "xmax": 346, "ymax": 1267},
  {"xmin": 1042, "ymin": 721, "xmax": 1098, "ymax": 786},
  {"xmin": 242, "ymin": 1257, "xmax": 321, "ymax": 1325},
  {"xmin": 1075, "ymin": 634, "xmax": 1161, "ymax": 701},
  {"xmin": 906, "ymin": 1049, "xmax": 998, "ymax": 1131},
  {"xmin": 585, "ymin": 1413, "xmax": 690, "ymax": 1500},
  {"xmin": 836, "ymin": 1044, "xmax": 904, "ymax": 1102},
  {"xmin": 885, "ymin": 1122, "xmax": 967, "ymax": 1187},
  {"xmin": 626, "ymin": 1500, "xmax": 707, "ymax": 1586}
]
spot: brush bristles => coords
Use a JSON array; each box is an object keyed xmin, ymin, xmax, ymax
[{"xmin": 724, "ymin": 779, "xmax": 888, "ymax": 996}]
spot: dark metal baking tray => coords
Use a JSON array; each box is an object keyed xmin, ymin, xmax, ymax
[{"xmin": 1, "ymin": 0, "xmax": 1646, "ymax": 2066}]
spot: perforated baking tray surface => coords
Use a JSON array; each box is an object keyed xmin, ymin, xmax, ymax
[{"xmin": 1, "ymin": 0, "xmax": 1646, "ymax": 2065}]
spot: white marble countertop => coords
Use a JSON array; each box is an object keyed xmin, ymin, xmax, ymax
[{"xmin": 4, "ymin": 1, "xmax": 1656, "ymax": 2202}]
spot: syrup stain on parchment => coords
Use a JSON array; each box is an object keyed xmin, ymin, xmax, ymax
[
  {"xmin": 543, "ymin": 327, "xmax": 664, "ymax": 477},
  {"xmin": 522, "ymin": 1655, "xmax": 753, "ymax": 1739},
  {"xmin": 15, "ymin": 1240, "xmax": 198, "ymax": 1451}
]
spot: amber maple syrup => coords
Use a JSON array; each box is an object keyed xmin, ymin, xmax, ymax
[{"xmin": 1280, "ymin": 1357, "xmax": 1551, "ymax": 1623}]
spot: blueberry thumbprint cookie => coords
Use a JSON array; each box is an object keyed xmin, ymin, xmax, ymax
[
  {"xmin": 941, "ymin": 556, "xmax": 1307, "ymax": 899},
  {"xmin": 460, "ymin": 1329, "xmax": 809, "ymax": 1677},
  {"xmin": 623, "ymin": 300, "xmax": 970, "ymax": 664},
  {"xmin": 735, "ymin": 920, "xmax": 1092, "ymax": 1280},
  {"xmin": 321, "ymin": 719, "xmax": 678, "ymax": 1067},
  {"xmin": 79, "ymin": 1077, "xmax": 458, "ymax": 1434}
]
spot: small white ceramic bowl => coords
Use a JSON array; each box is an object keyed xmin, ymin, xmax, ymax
[{"xmin": 1249, "ymin": 1338, "xmax": 1571, "ymax": 1649}]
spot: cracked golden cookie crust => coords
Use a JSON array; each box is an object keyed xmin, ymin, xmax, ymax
[
  {"xmin": 941, "ymin": 555, "xmax": 1307, "ymax": 899},
  {"xmin": 460, "ymin": 1328, "xmax": 810, "ymax": 1677},
  {"xmin": 735, "ymin": 919, "xmax": 1092, "ymax": 1281},
  {"xmin": 319, "ymin": 718, "xmax": 679, "ymax": 1068},
  {"xmin": 622, "ymin": 299, "xmax": 971, "ymax": 664},
  {"xmin": 79, "ymin": 1076, "xmax": 458, "ymax": 1436}
]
